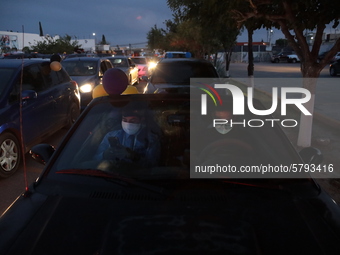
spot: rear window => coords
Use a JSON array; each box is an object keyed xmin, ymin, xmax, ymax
[
  {"xmin": 151, "ymin": 62, "xmax": 218, "ymax": 84},
  {"xmin": 132, "ymin": 58, "xmax": 147, "ymax": 65},
  {"xmin": 62, "ymin": 61, "xmax": 98, "ymax": 76}
]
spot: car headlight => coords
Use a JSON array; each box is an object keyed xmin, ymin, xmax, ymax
[
  {"xmin": 148, "ymin": 62, "xmax": 157, "ymax": 70},
  {"xmin": 79, "ymin": 83, "xmax": 94, "ymax": 93}
]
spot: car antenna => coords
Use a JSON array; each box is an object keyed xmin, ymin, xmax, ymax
[{"xmin": 19, "ymin": 25, "xmax": 31, "ymax": 196}]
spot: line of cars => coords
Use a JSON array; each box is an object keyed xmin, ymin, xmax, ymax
[
  {"xmin": 1, "ymin": 75, "xmax": 340, "ymax": 253},
  {"xmin": 0, "ymin": 53, "xmax": 163, "ymax": 178},
  {"xmin": 2, "ymin": 52, "xmax": 340, "ymax": 254}
]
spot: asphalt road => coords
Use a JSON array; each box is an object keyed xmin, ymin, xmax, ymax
[{"xmin": 229, "ymin": 62, "xmax": 340, "ymax": 123}]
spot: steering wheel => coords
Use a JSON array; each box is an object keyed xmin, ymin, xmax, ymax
[{"xmin": 199, "ymin": 138, "xmax": 253, "ymax": 159}]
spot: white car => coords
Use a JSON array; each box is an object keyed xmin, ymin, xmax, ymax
[
  {"xmin": 107, "ymin": 56, "xmax": 139, "ymax": 85},
  {"xmin": 287, "ymin": 54, "xmax": 300, "ymax": 63}
]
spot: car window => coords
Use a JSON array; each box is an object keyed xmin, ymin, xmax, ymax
[
  {"xmin": 110, "ymin": 58, "xmax": 128, "ymax": 67},
  {"xmin": 20, "ymin": 64, "xmax": 46, "ymax": 92},
  {"xmin": 104, "ymin": 61, "xmax": 112, "ymax": 70},
  {"xmin": 62, "ymin": 61, "xmax": 98, "ymax": 76},
  {"xmin": 99, "ymin": 61, "xmax": 106, "ymax": 76},
  {"xmin": 40, "ymin": 62, "xmax": 62, "ymax": 87},
  {"xmin": 132, "ymin": 58, "xmax": 146, "ymax": 65},
  {"xmin": 128, "ymin": 59, "xmax": 134, "ymax": 66},
  {"xmin": 47, "ymin": 96, "xmax": 299, "ymax": 183},
  {"xmin": 0, "ymin": 68, "xmax": 16, "ymax": 96}
]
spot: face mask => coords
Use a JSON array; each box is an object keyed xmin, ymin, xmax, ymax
[
  {"xmin": 215, "ymin": 123, "xmax": 232, "ymax": 134},
  {"xmin": 122, "ymin": 121, "xmax": 141, "ymax": 135}
]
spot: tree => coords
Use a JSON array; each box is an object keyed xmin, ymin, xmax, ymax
[
  {"xmin": 275, "ymin": 38, "xmax": 289, "ymax": 48},
  {"xmin": 231, "ymin": 0, "xmax": 340, "ymax": 147},
  {"xmin": 146, "ymin": 24, "xmax": 167, "ymax": 51},
  {"xmin": 167, "ymin": 0, "xmax": 241, "ymax": 73},
  {"xmin": 100, "ymin": 35, "xmax": 108, "ymax": 45},
  {"xmin": 39, "ymin": 21, "xmax": 44, "ymax": 37},
  {"xmin": 29, "ymin": 34, "xmax": 82, "ymax": 54}
]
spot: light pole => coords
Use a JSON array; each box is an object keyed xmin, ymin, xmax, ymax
[{"xmin": 92, "ymin": 33, "xmax": 96, "ymax": 53}]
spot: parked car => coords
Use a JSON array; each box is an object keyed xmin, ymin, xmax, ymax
[
  {"xmin": 271, "ymin": 51, "xmax": 293, "ymax": 63},
  {"xmin": 107, "ymin": 56, "xmax": 139, "ymax": 85},
  {"xmin": 0, "ymin": 92, "xmax": 340, "ymax": 254},
  {"xmin": 131, "ymin": 56, "xmax": 152, "ymax": 79},
  {"xmin": 143, "ymin": 58, "xmax": 219, "ymax": 94},
  {"xmin": 332, "ymin": 52, "xmax": 340, "ymax": 62},
  {"xmin": 0, "ymin": 59, "xmax": 80, "ymax": 178},
  {"xmin": 62, "ymin": 57, "xmax": 113, "ymax": 109},
  {"xmin": 287, "ymin": 54, "xmax": 300, "ymax": 63},
  {"xmin": 317, "ymin": 51, "xmax": 340, "ymax": 63},
  {"xmin": 329, "ymin": 59, "xmax": 340, "ymax": 76}
]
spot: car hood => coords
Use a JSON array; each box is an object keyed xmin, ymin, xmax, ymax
[
  {"xmin": 1, "ymin": 185, "xmax": 340, "ymax": 255},
  {"xmin": 150, "ymin": 83, "xmax": 191, "ymax": 94},
  {"xmin": 70, "ymin": 75, "xmax": 97, "ymax": 85}
]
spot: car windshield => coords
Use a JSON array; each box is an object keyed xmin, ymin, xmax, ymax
[
  {"xmin": 47, "ymin": 95, "xmax": 301, "ymax": 183},
  {"xmin": 132, "ymin": 58, "xmax": 147, "ymax": 65},
  {"xmin": 0, "ymin": 68, "xmax": 16, "ymax": 96},
  {"xmin": 151, "ymin": 62, "xmax": 218, "ymax": 84},
  {"xmin": 109, "ymin": 58, "xmax": 128, "ymax": 67},
  {"xmin": 62, "ymin": 61, "xmax": 98, "ymax": 76}
]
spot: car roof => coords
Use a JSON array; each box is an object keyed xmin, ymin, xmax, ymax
[
  {"xmin": 62, "ymin": 57, "xmax": 104, "ymax": 62},
  {"xmin": 0, "ymin": 59, "xmax": 50, "ymax": 68},
  {"xmin": 107, "ymin": 56, "xmax": 129, "ymax": 59},
  {"xmin": 158, "ymin": 58, "xmax": 213, "ymax": 65}
]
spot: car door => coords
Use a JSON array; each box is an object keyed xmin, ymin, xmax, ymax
[
  {"xmin": 99, "ymin": 60, "xmax": 109, "ymax": 83},
  {"xmin": 14, "ymin": 63, "xmax": 53, "ymax": 146},
  {"xmin": 42, "ymin": 65, "xmax": 74, "ymax": 130}
]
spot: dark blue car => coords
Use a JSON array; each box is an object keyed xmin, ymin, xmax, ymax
[{"xmin": 0, "ymin": 59, "xmax": 80, "ymax": 178}]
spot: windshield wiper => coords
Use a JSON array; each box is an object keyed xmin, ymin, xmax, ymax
[{"xmin": 56, "ymin": 169, "xmax": 168, "ymax": 196}]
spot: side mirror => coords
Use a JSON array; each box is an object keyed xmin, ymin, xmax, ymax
[
  {"xmin": 142, "ymin": 76, "xmax": 149, "ymax": 82},
  {"xmin": 22, "ymin": 90, "xmax": 37, "ymax": 100},
  {"xmin": 30, "ymin": 144, "xmax": 55, "ymax": 165},
  {"xmin": 299, "ymin": 147, "xmax": 323, "ymax": 164}
]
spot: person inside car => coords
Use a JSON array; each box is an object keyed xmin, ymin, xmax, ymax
[{"xmin": 94, "ymin": 108, "xmax": 161, "ymax": 168}]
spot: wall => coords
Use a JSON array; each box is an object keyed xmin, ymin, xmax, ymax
[{"xmin": 0, "ymin": 31, "xmax": 59, "ymax": 53}]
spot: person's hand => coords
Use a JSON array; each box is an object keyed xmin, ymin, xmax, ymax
[{"xmin": 103, "ymin": 146, "xmax": 139, "ymax": 162}]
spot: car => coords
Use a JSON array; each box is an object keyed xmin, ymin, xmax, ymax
[
  {"xmin": 270, "ymin": 51, "xmax": 293, "ymax": 63},
  {"xmin": 317, "ymin": 51, "xmax": 340, "ymax": 63},
  {"xmin": 143, "ymin": 58, "xmax": 219, "ymax": 94},
  {"xmin": 62, "ymin": 57, "xmax": 113, "ymax": 109},
  {"xmin": 1, "ymin": 90, "xmax": 340, "ymax": 254},
  {"xmin": 131, "ymin": 56, "xmax": 153, "ymax": 79},
  {"xmin": 332, "ymin": 52, "xmax": 340, "ymax": 62},
  {"xmin": 107, "ymin": 56, "xmax": 139, "ymax": 86},
  {"xmin": 329, "ymin": 59, "xmax": 340, "ymax": 76},
  {"xmin": 163, "ymin": 51, "xmax": 192, "ymax": 58},
  {"xmin": 0, "ymin": 59, "xmax": 80, "ymax": 178},
  {"xmin": 287, "ymin": 54, "xmax": 300, "ymax": 63}
]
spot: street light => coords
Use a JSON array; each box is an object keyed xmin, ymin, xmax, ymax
[{"xmin": 92, "ymin": 33, "xmax": 97, "ymax": 53}]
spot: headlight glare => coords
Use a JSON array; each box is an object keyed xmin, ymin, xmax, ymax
[{"xmin": 79, "ymin": 83, "xmax": 94, "ymax": 93}]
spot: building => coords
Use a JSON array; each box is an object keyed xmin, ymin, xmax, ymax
[
  {"xmin": 0, "ymin": 31, "xmax": 60, "ymax": 53},
  {"xmin": 0, "ymin": 31, "xmax": 96, "ymax": 55}
]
